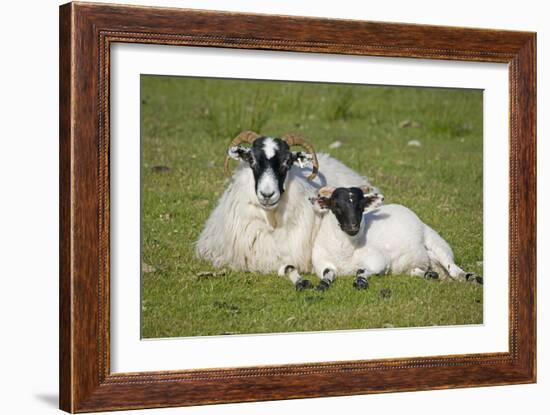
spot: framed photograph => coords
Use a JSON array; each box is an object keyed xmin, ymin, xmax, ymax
[{"xmin": 59, "ymin": 2, "xmax": 536, "ymax": 412}]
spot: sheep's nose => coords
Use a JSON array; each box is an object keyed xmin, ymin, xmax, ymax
[
  {"xmin": 342, "ymin": 223, "xmax": 360, "ymax": 233},
  {"xmin": 260, "ymin": 191, "xmax": 275, "ymax": 199}
]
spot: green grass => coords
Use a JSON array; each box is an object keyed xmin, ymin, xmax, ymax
[{"xmin": 140, "ymin": 75, "xmax": 483, "ymax": 338}]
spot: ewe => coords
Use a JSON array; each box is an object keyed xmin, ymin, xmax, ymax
[
  {"xmin": 195, "ymin": 131, "xmax": 373, "ymax": 290},
  {"xmin": 310, "ymin": 186, "xmax": 482, "ymax": 290}
]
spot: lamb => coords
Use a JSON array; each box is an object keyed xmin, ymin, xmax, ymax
[
  {"xmin": 195, "ymin": 131, "xmax": 373, "ymax": 290},
  {"xmin": 310, "ymin": 186, "xmax": 482, "ymax": 290}
]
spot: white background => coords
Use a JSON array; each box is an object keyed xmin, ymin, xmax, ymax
[
  {"xmin": 1, "ymin": 0, "xmax": 547, "ymax": 414},
  {"xmin": 111, "ymin": 45, "xmax": 509, "ymax": 372}
]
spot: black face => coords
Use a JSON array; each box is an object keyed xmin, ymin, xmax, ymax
[
  {"xmin": 325, "ymin": 188, "xmax": 364, "ymax": 235},
  {"xmin": 319, "ymin": 187, "xmax": 382, "ymax": 236},
  {"xmin": 229, "ymin": 136, "xmax": 311, "ymax": 209},
  {"xmin": 249, "ymin": 137, "xmax": 293, "ymax": 202}
]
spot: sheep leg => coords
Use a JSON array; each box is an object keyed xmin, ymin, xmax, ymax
[
  {"xmin": 316, "ymin": 268, "xmax": 336, "ymax": 291},
  {"xmin": 353, "ymin": 269, "xmax": 372, "ymax": 290},
  {"xmin": 410, "ymin": 267, "xmax": 439, "ymax": 280},
  {"xmin": 278, "ymin": 265, "xmax": 312, "ymax": 291},
  {"xmin": 425, "ymin": 251, "xmax": 482, "ymax": 283},
  {"xmin": 423, "ymin": 225, "xmax": 482, "ymax": 282},
  {"xmin": 354, "ymin": 250, "xmax": 387, "ymax": 290},
  {"xmin": 444, "ymin": 263, "xmax": 482, "ymax": 284}
]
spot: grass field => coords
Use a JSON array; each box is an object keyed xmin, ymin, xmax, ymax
[{"xmin": 140, "ymin": 75, "xmax": 483, "ymax": 338}]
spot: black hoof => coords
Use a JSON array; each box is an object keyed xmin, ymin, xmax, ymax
[
  {"xmin": 295, "ymin": 279, "xmax": 313, "ymax": 291},
  {"xmin": 353, "ymin": 276, "xmax": 369, "ymax": 290},
  {"xmin": 466, "ymin": 273, "xmax": 483, "ymax": 285},
  {"xmin": 316, "ymin": 279, "xmax": 331, "ymax": 291},
  {"xmin": 424, "ymin": 271, "xmax": 439, "ymax": 280}
]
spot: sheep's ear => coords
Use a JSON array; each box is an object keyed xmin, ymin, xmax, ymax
[
  {"xmin": 311, "ymin": 186, "xmax": 335, "ymax": 212},
  {"xmin": 361, "ymin": 193, "xmax": 384, "ymax": 211},
  {"xmin": 318, "ymin": 186, "xmax": 336, "ymax": 198},
  {"xmin": 359, "ymin": 185, "xmax": 373, "ymax": 195},
  {"xmin": 291, "ymin": 151, "xmax": 313, "ymax": 168},
  {"xmin": 228, "ymin": 145, "xmax": 253, "ymax": 164},
  {"xmin": 309, "ymin": 196, "xmax": 331, "ymax": 212}
]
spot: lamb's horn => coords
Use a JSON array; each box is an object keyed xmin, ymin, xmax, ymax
[
  {"xmin": 282, "ymin": 133, "xmax": 319, "ymax": 181},
  {"xmin": 224, "ymin": 130, "xmax": 261, "ymax": 175}
]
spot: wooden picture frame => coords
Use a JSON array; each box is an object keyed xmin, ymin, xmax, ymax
[{"xmin": 59, "ymin": 2, "xmax": 536, "ymax": 412}]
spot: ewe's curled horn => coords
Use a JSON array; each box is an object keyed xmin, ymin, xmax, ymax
[
  {"xmin": 224, "ymin": 131, "xmax": 261, "ymax": 176},
  {"xmin": 281, "ymin": 133, "xmax": 319, "ymax": 181}
]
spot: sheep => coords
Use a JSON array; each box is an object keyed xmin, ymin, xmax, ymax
[
  {"xmin": 195, "ymin": 131, "xmax": 373, "ymax": 290},
  {"xmin": 310, "ymin": 186, "xmax": 482, "ymax": 290}
]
